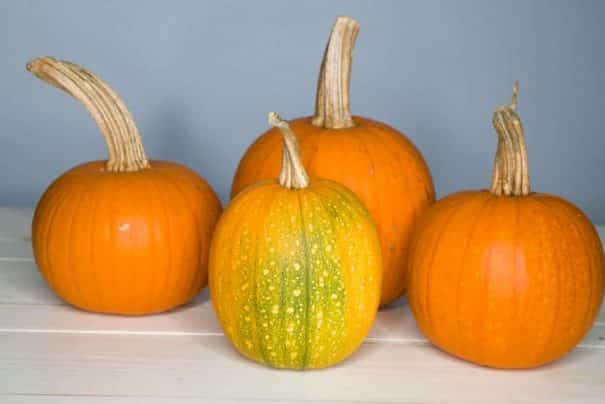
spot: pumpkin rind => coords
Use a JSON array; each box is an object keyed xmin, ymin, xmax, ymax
[
  {"xmin": 406, "ymin": 84, "xmax": 605, "ymax": 368},
  {"xmin": 28, "ymin": 57, "xmax": 222, "ymax": 315},
  {"xmin": 407, "ymin": 191, "xmax": 604, "ymax": 368},
  {"xmin": 210, "ymin": 180, "xmax": 381, "ymax": 369},
  {"xmin": 33, "ymin": 161, "xmax": 221, "ymax": 315}
]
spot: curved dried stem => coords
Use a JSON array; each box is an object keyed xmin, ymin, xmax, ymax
[
  {"xmin": 489, "ymin": 82, "xmax": 530, "ymax": 196},
  {"xmin": 27, "ymin": 56, "xmax": 149, "ymax": 172},
  {"xmin": 268, "ymin": 112, "xmax": 310, "ymax": 189},
  {"xmin": 312, "ymin": 16, "xmax": 359, "ymax": 129}
]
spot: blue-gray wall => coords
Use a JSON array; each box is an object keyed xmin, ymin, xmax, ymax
[{"xmin": 1, "ymin": 1, "xmax": 604, "ymax": 220}]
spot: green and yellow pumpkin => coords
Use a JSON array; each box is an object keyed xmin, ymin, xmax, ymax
[{"xmin": 209, "ymin": 113, "xmax": 382, "ymax": 369}]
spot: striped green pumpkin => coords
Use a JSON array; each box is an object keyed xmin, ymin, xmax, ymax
[{"xmin": 209, "ymin": 113, "xmax": 382, "ymax": 369}]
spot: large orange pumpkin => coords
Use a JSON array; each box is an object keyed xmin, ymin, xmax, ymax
[
  {"xmin": 29, "ymin": 57, "xmax": 222, "ymax": 315},
  {"xmin": 210, "ymin": 113, "xmax": 382, "ymax": 369},
  {"xmin": 231, "ymin": 17, "xmax": 435, "ymax": 306},
  {"xmin": 407, "ymin": 83, "xmax": 605, "ymax": 368}
]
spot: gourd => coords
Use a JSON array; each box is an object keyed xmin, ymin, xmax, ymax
[
  {"xmin": 210, "ymin": 113, "xmax": 382, "ymax": 369},
  {"xmin": 28, "ymin": 57, "xmax": 222, "ymax": 315},
  {"xmin": 407, "ymin": 83, "xmax": 605, "ymax": 368},
  {"xmin": 231, "ymin": 16, "xmax": 434, "ymax": 306}
]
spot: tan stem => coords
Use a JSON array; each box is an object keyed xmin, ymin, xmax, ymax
[
  {"xmin": 489, "ymin": 82, "xmax": 530, "ymax": 196},
  {"xmin": 312, "ymin": 16, "xmax": 359, "ymax": 129},
  {"xmin": 268, "ymin": 112, "xmax": 310, "ymax": 189},
  {"xmin": 27, "ymin": 56, "xmax": 149, "ymax": 172}
]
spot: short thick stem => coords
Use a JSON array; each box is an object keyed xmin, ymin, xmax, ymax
[
  {"xmin": 489, "ymin": 82, "xmax": 530, "ymax": 196},
  {"xmin": 312, "ymin": 16, "xmax": 359, "ymax": 129},
  {"xmin": 27, "ymin": 56, "xmax": 149, "ymax": 172},
  {"xmin": 268, "ymin": 112, "xmax": 310, "ymax": 190}
]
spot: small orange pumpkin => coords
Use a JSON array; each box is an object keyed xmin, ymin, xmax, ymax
[
  {"xmin": 231, "ymin": 17, "xmax": 435, "ymax": 306},
  {"xmin": 407, "ymin": 83, "xmax": 605, "ymax": 368},
  {"xmin": 29, "ymin": 57, "xmax": 222, "ymax": 315},
  {"xmin": 210, "ymin": 113, "xmax": 382, "ymax": 369}
]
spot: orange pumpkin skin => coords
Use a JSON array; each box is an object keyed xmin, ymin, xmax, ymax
[
  {"xmin": 32, "ymin": 160, "xmax": 222, "ymax": 315},
  {"xmin": 407, "ymin": 190, "xmax": 605, "ymax": 368},
  {"xmin": 232, "ymin": 116, "xmax": 435, "ymax": 305}
]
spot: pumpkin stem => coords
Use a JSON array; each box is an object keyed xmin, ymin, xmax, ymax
[
  {"xmin": 312, "ymin": 16, "xmax": 359, "ymax": 130},
  {"xmin": 268, "ymin": 112, "xmax": 310, "ymax": 190},
  {"xmin": 489, "ymin": 81, "xmax": 530, "ymax": 196},
  {"xmin": 27, "ymin": 56, "xmax": 149, "ymax": 172}
]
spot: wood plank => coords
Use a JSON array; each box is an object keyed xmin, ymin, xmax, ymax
[
  {"xmin": 0, "ymin": 332, "xmax": 603, "ymax": 404},
  {"xmin": 0, "ymin": 260, "xmax": 602, "ymax": 341},
  {"xmin": 0, "ymin": 397, "xmax": 309, "ymax": 404},
  {"xmin": 0, "ymin": 241, "xmax": 33, "ymax": 260},
  {"xmin": 0, "ymin": 261, "xmax": 60, "ymax": 305},
  {"xmin": 0, "ymin": 209, "xmax": 604, "ymax": 403},
  {"xmin": 0, "ymin": 292, "xmax": 222, "ymax": 336},
  {"xmin": 0, "ymin": 396, "xmax": 362, "ymax": 404},
  {"xmin": 0, "ymin": 208, "xmax": 32, "ymax": 241},
  {"xmin": 0, "ymin": 301, "xmax": 602, "ymax": 345}
]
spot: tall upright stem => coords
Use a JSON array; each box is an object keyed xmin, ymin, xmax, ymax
[
  {"xmin": 489, "ymin": 82, "xmax": 530, "ymax": 196},
  {"xmin": 27, "ymin": 56, "xmax": 149, "ymax": 172},
  {"xmin": 268, "ymin": 113, "xmax": 310, "ymax": 190},
  {"xmin": 312, "ymin": 16, "xmax": 359, "ymax": 129}
]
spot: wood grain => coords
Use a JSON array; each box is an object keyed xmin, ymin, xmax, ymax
[
  {"xmin": 0, "ymin": 332, "xmax": 604, "ymax": 403},
  {"xmin": 0, "ymin": 208, "xmax": 603, "ymax": 403}
]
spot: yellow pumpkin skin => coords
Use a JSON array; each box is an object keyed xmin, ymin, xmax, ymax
[
  {"xmin": 407, "ymin": 191, "xmax": 605, "ymax": 368},
  {"xmin": 209, "ymin": 179, "xmax": 382, "ymax": 369}
]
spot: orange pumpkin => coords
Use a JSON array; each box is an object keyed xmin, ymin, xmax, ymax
[
  {"xmin": 29, "ymin": 57, "xmax": 222, "ymax": 315},
  {"xmin": 210, "ymin": 113, "xmax": 382, "ymax": 369},
  {"xmin": 407, "ymin": 83, "xmax": 605, "ymax": 368},
  {"xmin": 231, "ymin": 17, "xmax": 435, "ymax": 306}
]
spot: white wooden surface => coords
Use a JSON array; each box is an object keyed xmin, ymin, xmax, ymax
[{"xmin": 0, "ymin": 207, "xmax": 603, "ymax": 404}]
